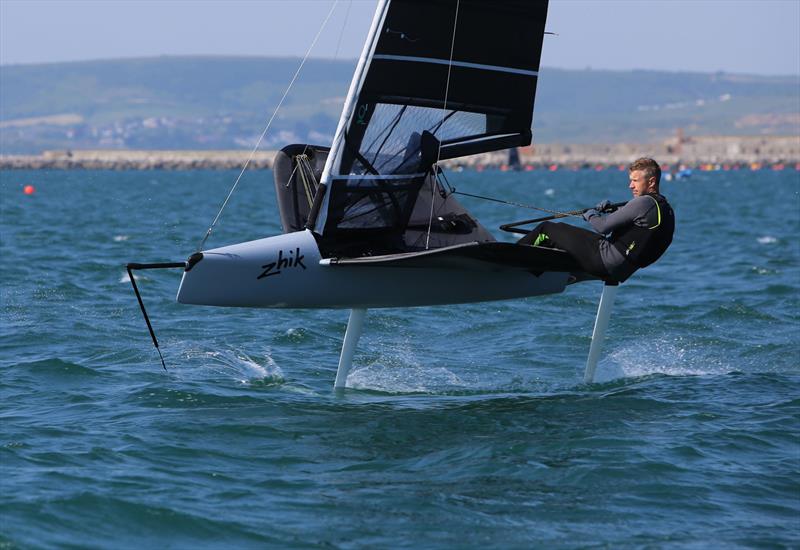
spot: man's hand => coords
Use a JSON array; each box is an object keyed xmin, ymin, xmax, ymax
[
  {"xmin": 582, "ymin": 209, "xmax": 598, "ymax": 221},
  {"xmin": 595, "ymin": 199, "xmax": 614, "ymax": 213}
]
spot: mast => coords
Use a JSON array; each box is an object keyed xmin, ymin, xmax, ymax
[{"xmin": 312, "ymin": 0, "xmax": 391, "ymax": 232}]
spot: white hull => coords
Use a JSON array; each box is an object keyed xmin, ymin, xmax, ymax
[{"xmin": 177, "ymin": 230, "xmax": 569, "ymax": 309}]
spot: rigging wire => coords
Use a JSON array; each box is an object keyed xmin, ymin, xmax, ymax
[
  {"xmin": 434, "ymin": 162, "xmax": 583, "ymax": 219},
  {"xmin": 450, "ymin": 189, "xmax": 584, "ymax": 219},
  {"xmin": 425, "ymin": 0, "xmax": 460, "ymax": 250},
  {"xmin": 296, "ymin": 154, "xmax": 318, "ymax": 207},
  {"xmin": 333, "ymin": 0, "xmax": 353, "ymax": 59},
  {"xmin": 196, "ymin": 0, "xmax": 339, "ymax": 252},
  {"xmin": 281, "ymin": 1, "xmax": 352, "ymax": 203}
]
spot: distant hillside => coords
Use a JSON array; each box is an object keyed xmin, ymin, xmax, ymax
[
  {"xmin": 1, "ymin": 56, "xmax": 798, "ymax": 154},
  {"xmin": 535, "ymin": 69, "xmax": 799, "ymax": 144}
]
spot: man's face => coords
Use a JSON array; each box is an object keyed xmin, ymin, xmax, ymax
[{"xmin": 629, "ymin": 170, "xmax": 654, "ymax": 197}]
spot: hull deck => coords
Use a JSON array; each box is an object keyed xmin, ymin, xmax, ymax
[{"xmin": 325, "ymin": 240, "xmax": 593, "ymax": 277}]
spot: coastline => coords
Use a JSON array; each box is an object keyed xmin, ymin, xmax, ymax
[
  {"xmin": 1, "ymin": 135, "xmax": 798, "ymax": 170},
  {"xmin": 0, "ymin": 150, "xmax": 275, "ymax": 171}
]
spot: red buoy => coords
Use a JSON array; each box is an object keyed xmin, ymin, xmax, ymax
[{"xmin": 23, "ymin": 185, "xmax": 35, "ymax": 195}]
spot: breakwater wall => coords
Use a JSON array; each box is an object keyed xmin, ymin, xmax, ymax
[
  {"xmin": 519, "ymin": 135, "xmax": 800, "ymax": 168},
  {"xmin": 1, "ymin": 136, "xmax": 798, "ymax": 170},
  {"xmin": 0, "ymin": 150, "xmax": 276, "ymax": 170}
]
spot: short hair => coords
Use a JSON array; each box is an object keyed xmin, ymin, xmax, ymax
[{"xmin": 629, "ymin": 157, "xmax": 661, "ymax": 185}]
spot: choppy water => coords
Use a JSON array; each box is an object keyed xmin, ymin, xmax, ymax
[{"xmin": 1, "ymin": 167, "xmax": 799, "ymax": 548}]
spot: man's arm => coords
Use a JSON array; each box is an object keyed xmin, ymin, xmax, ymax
[{"xmin": 584, "ymin": 197, "xmax": 651, "ymax": 235}]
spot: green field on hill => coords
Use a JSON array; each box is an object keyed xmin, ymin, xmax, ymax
[{"xmin": 1, "ymin": 56, "xmax": 797, "ymax": 153}]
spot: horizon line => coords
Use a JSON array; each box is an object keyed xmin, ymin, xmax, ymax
[{"xmin": 1, "ymin": 54, "xmax": 798, "ymax": 79}]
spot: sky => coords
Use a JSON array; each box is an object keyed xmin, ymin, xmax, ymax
[{"xmin": 1, "ymin": 0, "xmax": 799, "ymax": 76}]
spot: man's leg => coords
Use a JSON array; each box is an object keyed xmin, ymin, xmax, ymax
[
  {"xmin": 517, "ymin": 222, "xmax": 548, "ymax": 246},
  {"xmin": 519, "ymin": 221, "xmax": 608, "ymax": 277}
]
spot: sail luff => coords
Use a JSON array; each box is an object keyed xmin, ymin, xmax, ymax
[{"xmin": 314, "ymin": 0, "xmax": 391, "ymax": 232}]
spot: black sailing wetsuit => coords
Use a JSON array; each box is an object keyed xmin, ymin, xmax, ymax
[{"xmin": 518, "ymin": 193, "xmax": 675, "ymax": 283}]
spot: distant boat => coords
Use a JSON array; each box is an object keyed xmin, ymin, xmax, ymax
[
  {"xmin": 129, "ymin": 0, "xmax": 619, "ymax": 388},
  {"xmin": 664, "ymin": 168, "xmax": 692, "ymax": 181},
  {"xmin": 508, "ymin": 147, "xmax": 522, "ymax": 171}
]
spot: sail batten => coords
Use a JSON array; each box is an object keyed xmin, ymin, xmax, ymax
[{"xmin": 371, "ymin": 54, "xmax": 540, "ymax": 77}]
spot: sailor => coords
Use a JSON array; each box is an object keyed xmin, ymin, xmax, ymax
[{"xmin": 518, "ymin": 157, "xmax": 675, "ymax": 283}]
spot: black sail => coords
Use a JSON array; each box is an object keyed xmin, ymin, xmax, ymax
[
  {"xmin": 319, "ymin": 0, "xmax": 549, "ymax": 254},
  {"xmin": 355, "ymin": 0, "xmax": 547, "ymax": 161}
]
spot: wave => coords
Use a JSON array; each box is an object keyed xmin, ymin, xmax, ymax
[
  {"xmin": 14, "ymin": 357, "xmax": 102, "ymax": 378},
  {"xmin": 594, "ymin": 338, "xmax": 738, "ymax": 383},
  {"xmin": 2, "ymin": 492, "xmax": 274, "ymax": 547},
  {"xmin": 201, "ymin": 347, "xmax": 286, "ymax": 386}
]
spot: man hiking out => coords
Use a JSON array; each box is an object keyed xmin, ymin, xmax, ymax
[{"xmin": 518, "ymin": 157, "xmax": 675, "ymax": 283}]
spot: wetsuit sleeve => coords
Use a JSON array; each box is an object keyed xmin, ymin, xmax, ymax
[{"xmin": 586, "ymin": 197, "xmax": 653, "ymax": 235}]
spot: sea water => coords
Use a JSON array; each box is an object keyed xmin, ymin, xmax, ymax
[{"xmin": 1, "ymin": 168, "xmax": 798, "ymax": 548}]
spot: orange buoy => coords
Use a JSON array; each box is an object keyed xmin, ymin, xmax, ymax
[{"xmin": 23, "ymin": 185, "xmax": 35, "ymax": 195}]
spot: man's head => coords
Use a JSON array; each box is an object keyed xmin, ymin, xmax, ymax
[{"xmin": 628, "ymin": 157, "xmax": 661, "ymax": 197}]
